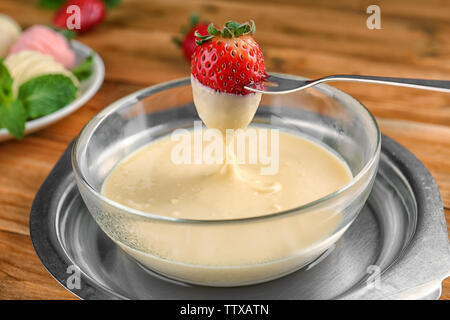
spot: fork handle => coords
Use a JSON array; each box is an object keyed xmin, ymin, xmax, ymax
[{"xmin": 315, "ymin": 75, "xmax": 450, "ymax": 93}]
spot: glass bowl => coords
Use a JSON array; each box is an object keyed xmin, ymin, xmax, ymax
[{"xmin": 72, "ymin": 74, "xmax": 380, "ymax": 287}]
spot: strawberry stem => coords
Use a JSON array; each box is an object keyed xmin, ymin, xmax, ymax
[{"xmin": 195, "ymin": 20, "xmax": 255, "ymax": 45}]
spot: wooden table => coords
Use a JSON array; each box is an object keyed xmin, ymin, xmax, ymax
[{"xmin": 0, "ymin": 0, "xmax": 448, "ymax": 300}]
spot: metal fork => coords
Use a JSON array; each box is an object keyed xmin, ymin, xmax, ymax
[{"xmin": 244, "ymin": 74, "xmax": 450, "ymax": 94}]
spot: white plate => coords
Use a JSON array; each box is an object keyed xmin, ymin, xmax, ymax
[{"xmin": 0, "ymin": 40, "xmax": 105, "ymax": 142}]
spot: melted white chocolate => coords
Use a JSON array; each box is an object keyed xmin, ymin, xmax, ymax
[
  {"xmin": 191, "ymin": 75, "xmax": 261, "ymax": 132},
  {"xmin": 103, "ymin": 129, "xmax": 351, "ymax": 219},
  {"xmin": 101, "ymin": 77, "xmax": 353, "ymax": 285}
]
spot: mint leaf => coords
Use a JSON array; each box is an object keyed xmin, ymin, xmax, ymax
[
  {"xmin": 0, "ymin": 58, "xmax": 24, "ymax": 138},
  {"xmin": 72, "ymin": 55, "xmax": 94, "ymax": 81},
  {"xmin": 0, "ymin": 59, "xmax": 13, "ymax": 103},
  {"xmin": 18, "ymin": 74, "xmax": 78, "ymax": 119},
  {"xmin": 103, "ymin": 0, "xmax": 121, "ymax": 9},
  {"xmin": 38, "ymin": 0, "xmax": 66, "ymax": 9},
  {"xmin": 0, "ymin": 100, "xmax": 27, "ymax": 139}
]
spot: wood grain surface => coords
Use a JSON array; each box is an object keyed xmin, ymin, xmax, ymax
[{"xmin": 0, "ymin": 0, "xmax": 449, "ymax": 300}]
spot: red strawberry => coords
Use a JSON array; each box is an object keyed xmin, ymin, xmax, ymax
[
  {"xmin": 191, "ymin": 21, "xmax": 266, "ymax": 95},
  {"xmin": 173, "ymin": 13, "xmax": 209, "ymax": 62},
  {"xmin": 181, "ymin": 24, "xmax": 209, "ymax": 61},
  {"xmin": 53, "ymin": 0, "xmax": 106, "ymax": 34}
]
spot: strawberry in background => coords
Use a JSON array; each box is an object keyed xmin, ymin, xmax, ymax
[
  {"xmin": 39, "ymin": 0, "xmax": 121, "ymax": 33},
  {"xmin": 173, "ymin": 13, "xmax": 209, "ymax": 62}
]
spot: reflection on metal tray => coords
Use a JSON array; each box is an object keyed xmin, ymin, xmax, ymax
[{"xmin": 29, "ymin": 135, "xmax": 450, "ymax": 300}]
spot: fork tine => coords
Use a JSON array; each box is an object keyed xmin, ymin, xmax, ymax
[{"xmin": 245, "ymin": 74, "xmax": 307, "ymax": 94}]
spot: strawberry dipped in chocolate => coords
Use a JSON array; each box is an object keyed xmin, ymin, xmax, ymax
[{"xmin": 190, "ymin": 20, "xmax": 266, "ymax": 132}]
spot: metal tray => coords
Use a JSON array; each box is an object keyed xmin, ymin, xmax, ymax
[{"xmin": 30, "ymin": 135, "xmax": 450, "ymax": 300}]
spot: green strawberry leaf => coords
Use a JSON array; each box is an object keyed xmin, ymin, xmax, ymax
[
  {"xmin": 189, "ymin": 12, "xmax": 199, "ymax": 27},
  {"xmin": 0, "ymin": 99, "xmax": 27, "ymax": 139},
  {"xmin": 234, "ymin": 23, "xmax": 252, "ymax": 37},
  {"xmin": 172, "ymin": 36, "xmax": 182, "ymax": 47},
  {"xmin": 225, "ymin": 21, "xmax": 240, "ymax": 30},
  {"xmin": 103, "ymin": 0, "xmax": 121, "ymax": 9},
  {"xmin": 196, "ymin": 20, "xmax": 257, "ymax": 45},
  {"xmin": 207, "ymin": 24, "xmax": 220, "ymax": 36},
  {"xmin": 38, "ymin": 0, "xmax": 66, "ymax": 9},
  {"xmin": 72, "ymin": 55, "xmax": 94, "ymax": 81},
  {"xmin": 18, "ymin": 74, "xmax": 78, "ymax": 119},
  {"xmin": 222, "ymin": 27, "xmax": 233, "ymax": 38},
  {"xmin": 39, "ymin": 0, "xmax": 121, "ymax": 10}
]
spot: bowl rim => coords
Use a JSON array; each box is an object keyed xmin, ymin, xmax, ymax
[{"xmin": 72, "ymin": 73, "xmax": 381, "ymax": 224}]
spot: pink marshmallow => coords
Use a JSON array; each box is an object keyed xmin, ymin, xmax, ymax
[{"xmin": 9, "ymin": 25, "xmax": 76, "ymax": 69}]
